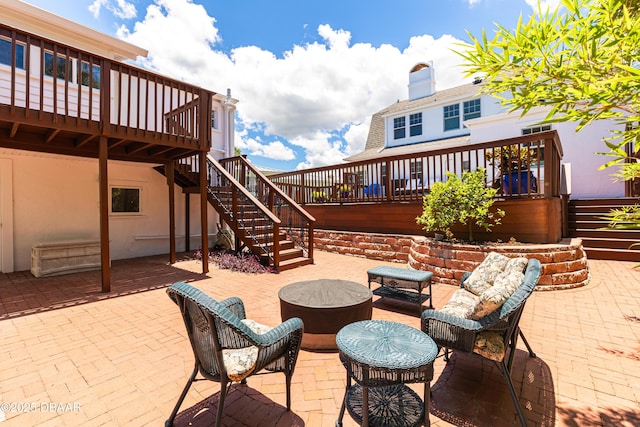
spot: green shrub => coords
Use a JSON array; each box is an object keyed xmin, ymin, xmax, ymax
[{"xmin": 416, "ymin": 168, "xmax": 505, "ymax": 241}]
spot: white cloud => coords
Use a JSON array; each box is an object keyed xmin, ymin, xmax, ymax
[
  {"xmin": 118, "ymin": 0, "xmax": 470, "ymax": 169},
  {"xmin": 525, "ymin": 0, "xmax": 561, "ymax": 12},
  {"xmin": 234, "ymin": 130, "xmax": 296, "ymax": 161},
  {"xmin": 89, "ymin": 0, "xmax": 137, "ymax": 19}
]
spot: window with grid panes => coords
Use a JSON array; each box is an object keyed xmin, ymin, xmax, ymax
[
  {"xmin": 394, "ymin": 117, "xmax": 406, "ymax": 139},
  {"xmin": 409, "ymin": 113, "xmax": 422, "ymax": 137},
  {"xmin": 463, "ymin": 99, "xmax": 481, "ymax": 121},
  {"xmin": 443, "ymin": 104, "xmax": 460, "ymax": 131}
]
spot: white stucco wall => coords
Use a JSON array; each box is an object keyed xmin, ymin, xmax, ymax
[
  {"xmin": 467, "ymin": 110, "xmax": 625, "ymax": 198},
  {"xmin": 0, "ymin": 150, "xmax": 217, "ymax": 272}
]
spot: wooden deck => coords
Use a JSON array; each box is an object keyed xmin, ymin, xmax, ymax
[
  {"xmin": 0, "ymin": 24, "xmax": 213, "ymax": 163},
  {"xmin": 270, "ymin": 131, "xmax": 565, "ymax": 243}
]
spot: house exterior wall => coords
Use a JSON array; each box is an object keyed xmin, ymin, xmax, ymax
[
  {"xmin": 373, "ymin": 84, "xmax": 624, "ymax": 199},
  {"xmin": 0, "ymin": 2, "xmax": 237, "ymax": 273},
  {"xmin": 0, "ymin": 149, "xmax": 217, "ymax": 272},
  {"xmin": 385, "ymin": 93, "xmax": 503, "ymax": 148},
  {"xmin": 467, "ymin": 109, "xmax": 625, "ymax": 198}
]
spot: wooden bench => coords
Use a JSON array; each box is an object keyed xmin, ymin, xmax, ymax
[{"xmin": 367, "ymin": 266, "xmax": 433, "ymax": 315}]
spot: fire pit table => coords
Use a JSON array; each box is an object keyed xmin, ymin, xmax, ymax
[{"xmin": 279, "ymin": 279, "xmax": 373, "ymax": 350}]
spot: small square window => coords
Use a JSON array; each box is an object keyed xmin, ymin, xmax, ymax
[
  {"xmin": 463, "ymin": 99, "xmax": 481, "ymax": 121},
  {"xmin": 111, "ymin": 188, "xmax": 140, "ymax": 213}
]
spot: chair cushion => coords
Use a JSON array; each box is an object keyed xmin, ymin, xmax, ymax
[
  {"xmin": 463, "ymin": 252, "xmax": 510, "ymax": 295},
  {"xmin": 222, "ymin": 319, "xmax": 272, "ymax": 381},
  {"xmin": 470, "ymin": 270, "xmax": 525, "ymax": 319},
  {"xmin": 504, "ymin": 257, "xmax": 529, "ymax": 274},
  {"xmin": 440, "ymin": 288, "xmax": 481, "ymax": 318},
  {"xmin": 473, "ymin": 331, "xmax": 505, "ymax": 362},
  {"xmin": 242, "ymin": 319, "xmax": 272, "ymax": 335}
]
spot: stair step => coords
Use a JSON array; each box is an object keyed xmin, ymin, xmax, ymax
[
  {"xmin": 568, "ymin": 198, "xmax": 640, "ymax": 261},
  {"xmin": 579, "ymin": 237, "xmax": 640, "ymax": 250},
  {"xmin": 570, "ymin": 229, "xmax": 640, "ymax": 239},
  {"xmin": 570, "ymin": 198, "xmax": 639, "ymax": 207},
  {"xmin": 278, "ymin": 248, "xmax": 305, "ymax": 261},
  {"xmin": 583, "ymin": 247, "xmax": 640, "ymax": 261},
  {"xmin": 277, "ymin": 257, "xmax": 314, "ymax": 271}
]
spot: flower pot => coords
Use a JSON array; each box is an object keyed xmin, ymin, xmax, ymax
[{"xmin": 502, "ymin": 171, "xmax": 536, "ymax": 195}]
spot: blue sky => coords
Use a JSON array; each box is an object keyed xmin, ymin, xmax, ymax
[{"xmin": 23, "ymin": 0, "xmax": 559, "ymax": 171}]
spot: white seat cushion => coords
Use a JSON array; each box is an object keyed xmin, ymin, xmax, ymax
[
  {"xmin": 440, "ymin": 288, "xmax": 481, "ymax": 319},
  {"xmin": 222, "ymin": 319, "xmax": 272, "ymax": 381},
  {"xmin": 463, "ymin": 252, "xmax": 510, "ymax": 295}
]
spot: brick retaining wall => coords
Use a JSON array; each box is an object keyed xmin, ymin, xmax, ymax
[{"xmin": 313, "ymin": 230, "xmax": 589, "ymax": 291}]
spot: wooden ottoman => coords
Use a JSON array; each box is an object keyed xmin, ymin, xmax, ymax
[{"xmin": 279, "ymin": 279, "xmax": 373, "ymax": 350}]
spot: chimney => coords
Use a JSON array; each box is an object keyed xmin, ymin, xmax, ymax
[{"xmin": 408, "ymin": 62, "xmax": 435, "ymax": 101}]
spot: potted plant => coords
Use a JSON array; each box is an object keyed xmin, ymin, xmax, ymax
[
  {"xmin": 312, "ymin": 189, "xmax": 327, "ymax": 203},
  {"xmin": 485, "ymin": 145, "xmax": 537, "ymax": 195},
  {"xmin": 337, "ymin": 184, "xmax": 351, "ymax": 198},
  {"xmin": 416, "ymin": 168, "xmax": 505, "ymax": 241}
]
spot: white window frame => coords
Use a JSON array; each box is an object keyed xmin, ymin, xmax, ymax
[
  {"xmin": 463, "ymin": 99, "xmax": 481, "ymax": 121},
  {"xmin": 393, "ymin": 116, "xmax": 406, "ymax": 140},
  {"xmin": 443, "ymin": 104, "xmax": 460, "ymax": 131},
  {"xmin": 409, "ymin": 113, "xmax": 422, "ymax": 137},
  {"xmin": 522, "ymin": 124, "xmax": 551, "ymax": 135}
]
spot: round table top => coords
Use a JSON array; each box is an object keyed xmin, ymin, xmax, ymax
[
  {"xmin": 278, "ymin": 279, "xmax": 372, "ymax": 309},
  {"xmin": 336, "ymin": 320, "xmax": 437, "ymax": 369}
]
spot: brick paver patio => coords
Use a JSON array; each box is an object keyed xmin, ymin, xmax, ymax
[{"xmin": 1, "ymin": 251, "xmax": 639, "ymax": 426}]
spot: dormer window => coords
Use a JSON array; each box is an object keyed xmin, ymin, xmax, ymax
[
  {"xmin": 394, "ymin": 117, "xmax": 406, "ymax": 139},
  {"xmin": 443, "ymin": 104, "xmax": 460, "ymax": 131},
  {"xmin": 410, "ymin": 113, "xmax": 422, "ymax": 137},
  {"xmin": 463, "ymin": 99, "xmax": 481, "ymax": 121}
]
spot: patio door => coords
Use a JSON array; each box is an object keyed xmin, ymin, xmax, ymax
[{"xmin": 0, "ymin": 158, "xmax": 14, "ymax": 273}]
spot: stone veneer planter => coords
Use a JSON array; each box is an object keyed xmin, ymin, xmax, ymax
[{"xmin": 313, "ymin": 230, "xmax": 589, "ymax": 291}]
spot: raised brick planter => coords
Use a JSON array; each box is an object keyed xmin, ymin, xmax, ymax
[{"xmin": 313, "ymin": 230, "xmax": 589, "ymax": 291}]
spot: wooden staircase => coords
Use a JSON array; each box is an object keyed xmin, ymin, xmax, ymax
[
  {"xmin": 212, "ymin": 188, "xmax": 313, "ymax": 271},
  {"xmin": 158, "ymin": 156, "xmax": 314, "ymax": 271},
  {"xmin": 568, "ymin": 198, "xmax": 640, "ymax": 261}
]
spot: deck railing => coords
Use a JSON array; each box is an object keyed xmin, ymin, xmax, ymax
[
  {"xmin": 269, "ymin": 131, "xmax": 563, "ymax": 205},
  {"xmin": 0, "ymin": 24, "xmax": 211, "ymax": 151}
]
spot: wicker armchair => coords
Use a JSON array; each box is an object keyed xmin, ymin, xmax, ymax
[
  {"xmin": 421, "ymin": 258, "xmax": 541, "ymax": 427},
  {"xmin": 165, "ymin": 282, "xmax": 304, "ymax": 427}
]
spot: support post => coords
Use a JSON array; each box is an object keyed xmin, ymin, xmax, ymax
[
  {"xmin": 99, "ymin": 136, "xmax": 110, "ymax": 292},
  {"xmin": 199, "ymin": 152, "xmax": 209, "ymax": 273},
  {"xmin": 185, "ymin": 193, "xmax": 190, "ymax": 252},
  {"xmin": 167, "ymin": 161, "xmax": 176, "ymax": 264}
]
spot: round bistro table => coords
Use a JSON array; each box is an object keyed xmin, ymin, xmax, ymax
[
  {"xmin": 335, "ymin": 320, "xmax": 438, "ymax": 427},
  {"xmin": 279, "ymin": 279, "xmax": 373, "ymax": 350}
]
